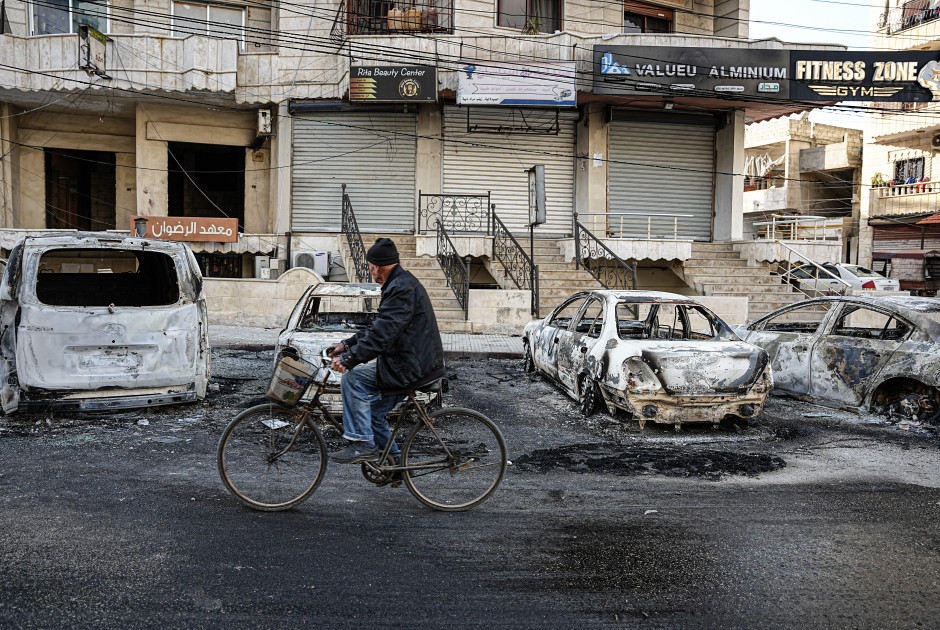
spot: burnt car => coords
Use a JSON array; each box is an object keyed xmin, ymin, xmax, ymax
[
  {"xmin": 522, "ymin": 290, "xmax": 773, "ymax": 428},
  {"xmin": 734, "ymin": 296, "xmax": 940, "ymax": 422},
  {"xmin": 0, "ymin": 233, "xmax": 210, "ymax": 413}
]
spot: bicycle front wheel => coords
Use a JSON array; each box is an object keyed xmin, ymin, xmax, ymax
[
  {"xmin": 217, "ymin": 403, "xmax": 327, "ymax": 511},
  {"xmin": 401, "ymin": 407, "xmax": 507, "ymax": 511}
]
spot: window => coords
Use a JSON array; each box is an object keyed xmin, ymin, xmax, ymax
[
  {"xmin": 173, "ymin": 2, "xmax": 245, "ymax": 47},
  {"xmin": 757, "ymin": 302, "xmax": 832, "ymax": 334},
  {"xmin": 894, "ymin": 157, "xmax": 925, "ymax": 183},
  {"xmin": 548, "ymin": 296, "xmax": 586, "ymax": 330},
  {"xmin": 498, "ymin": 0, "xmax": 561, "ymax": 33},
  {"xmin": 346, "ymin": 0, "xmax": 454, "ymax": 35},
  {"xmin": 574, "ymin": 298, "xmax": 605, "ymax": 337},
  {"xmin": 32, "ymin": 0, "xmax": 107, "ymax": 35},
  {"xmin": 831, "ymin": 306, "xmax": 910, "ymax": 341},
  {"xmin": 624, "ymin": 1, "xmax": 672, "ymax": 33}
]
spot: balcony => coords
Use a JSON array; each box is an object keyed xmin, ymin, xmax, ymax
[
  {"xmin": 333, "ymin": 0, "xmax": 454, "ymax": 38},
  {"xmin": 882, "ymin": 1, "xmax": 940, "ymax": 34},
  {"xmin": 869, "ymin": 183, "xmax": 940, "ymax": 218}
]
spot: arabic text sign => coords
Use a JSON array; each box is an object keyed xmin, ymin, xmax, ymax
[
  {"xmin": 457, "ymin": 61, "xmax": 577, "ymax": 107},
  {"xmin": 789, "ymin": 51, "xmax": 940, "ymax": 101},
  {"xmin": 594, "ymin": 46, "xmax": 790, "ymax": 98},
  {"xmin": 131, "ymin": 216, "xmax": 238, "ymax": 242}
]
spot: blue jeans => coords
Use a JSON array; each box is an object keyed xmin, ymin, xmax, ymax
[{"xmin": 340, "ymin": 363, "xmax": 403, "ymax": 456}]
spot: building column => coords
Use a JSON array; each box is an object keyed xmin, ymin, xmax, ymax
[
  {"xmin": 244, "ymin": 147, "xmax": 270, "ymax": 234},
  {"xmin": 115, "ymin": 152, "xmax": 136, "ymax": 230},
  {"xmin": 714, "ymin": 108, "xmax": 745, "ymax": 241},
  {"xmin": 416, "ymin": 103, "xmax": 442, "ymax": 213},
  {"xmin": 271, "ymin": 100, "xmax": 292, "ymax": 234},
  {"xmin": 0, "ymin": 103, "xmax": 15, "ymax": 228},
  {"xmin": 575, "ymin": 102, "xmax": 608, "ymax": 235},
  {"xmin": 18, "ymin": 146, "xmax": 44, "ymax": 228},
  {"xmin": 135, "ymin": 104, "xmax": 168, "ymax": 217}
]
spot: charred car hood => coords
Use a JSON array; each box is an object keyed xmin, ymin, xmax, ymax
[{"xmin": 639, "ymin": 341, "xmax": 769, "ymax": 396}]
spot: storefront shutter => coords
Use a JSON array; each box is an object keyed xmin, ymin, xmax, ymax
[
  {"xmin": 292, "ymin": 112, "xmax": 417, "ymax": 232},
  {"xmin": 442, "ymin": 105, "xmax": 576, "ymax": 235},
  {"xmin": 608, "ymin": 119, "xmax": 715, "ymax": 241}
]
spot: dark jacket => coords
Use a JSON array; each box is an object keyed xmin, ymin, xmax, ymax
[{"xmin": 340, "ymin": 264, "xmax": 445, "ymax": 394}]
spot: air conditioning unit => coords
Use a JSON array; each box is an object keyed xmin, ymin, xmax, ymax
[
  {"xmin": 257, "ymin": 109, "xmax": 274, "ymax": 137},
  {"xmin": 932, "ymin": 133, "xmax": 940, "ymax": 150},
  {"xmin": 292, "ymin": 250, "xmax": 329, "ymax": 277}
]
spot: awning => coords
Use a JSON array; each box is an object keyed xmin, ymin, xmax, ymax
[
  {"xmin": 917, "ymin": 213, "xmax": 940, "ymax": 225},
  {"xmin": 872, "ymin": 249, "xmax": 939, "ymax": 259}
]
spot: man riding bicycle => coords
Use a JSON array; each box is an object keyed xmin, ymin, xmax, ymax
[{"xmin": 328, "ymin": 237, "xmax": 445, "ymax": 464}]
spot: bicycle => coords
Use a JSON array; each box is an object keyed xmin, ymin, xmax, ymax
[{"xmin": 217, "ymin": 351, "xmax": 508, "ymax": 512}]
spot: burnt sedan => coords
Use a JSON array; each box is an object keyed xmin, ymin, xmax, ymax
[
  {"xmin": 735, "ymin": 295, "xmax": 940, "ymax": 422},
  {"xmin": 523, "ymin": 290, "xmax": 772, "ymax": 428}
]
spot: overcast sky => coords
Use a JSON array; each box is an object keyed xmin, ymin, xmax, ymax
[{"xmin": 749, "ymin": 0, "xmax": 873, "ymax": 127}]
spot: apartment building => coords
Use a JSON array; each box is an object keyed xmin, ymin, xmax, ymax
[
  {"xmin": 863, "ymin": 0, "xmax": 940, "ymax": 266},
  {"xmin": 0, "ymin": 0, "xmax": 838, "ymax": 328}
]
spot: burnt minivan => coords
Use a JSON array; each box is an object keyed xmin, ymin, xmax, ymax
[{"xmin": 0, "ymin": 233, "xmax": 210, "ymax": 412}]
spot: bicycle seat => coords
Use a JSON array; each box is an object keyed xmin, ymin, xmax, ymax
[{"xmin": 413, "ymin": 378, "xmax": 442, "ymax": 395}]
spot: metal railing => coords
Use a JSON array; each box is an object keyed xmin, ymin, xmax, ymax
[
  {"xmin": 491, "ymin": 210, "xmax": 539, "ymax": 316},
  {"xmin": 883, "ymin": 1, "xmax": 940, "ymax": 34},
  {"xmin": 417, "ymin": 192, "xmax": 491, "ymax": 234},
  {"xmin": 578, "ymin": 211, "xmax": 695, "ymax": 241},
  {"xmin": 572, "ymin": 212, "xmax": 637, "ymax": 290},
  {"xmin": 752, "ymin": 215, "xmax": 842, "ymax": 241},
  {"xmin": 774, "ymin": 239, "xmax": 852, "ymax": 298},
  {"xmin": 436, "ymin": 220, "xmax": 469, "ymax": 316},
  {"xmin": 341, "ymin": 184, "xmax": 369, "ymax": 282},
  {"xmin": 340, "ymin": 0, "xmax": 454, "ymax": 36},
  {"xmin": 870, "ymin": 185, "xmax": 940, "ymax": 218},
  {"xmin": 329, "ymin": 0, "xmax": 346, "ymax": 44}
]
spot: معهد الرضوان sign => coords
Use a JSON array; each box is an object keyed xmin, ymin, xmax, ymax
[
  {"xmin": 131, "ymin": 216, "xmax": 238, "ymax": 243},
  {"xmin": 349, "ymin": 65, "xmax": 437, "ymax": 102},
  {"xmin": 593, "ymin": 46, "xmax": 940, "ymax": 102}
]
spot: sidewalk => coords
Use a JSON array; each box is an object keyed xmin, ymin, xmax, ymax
[{"xmin": 209, "ymin": 325, "xmax": 524, "ymax": 359}]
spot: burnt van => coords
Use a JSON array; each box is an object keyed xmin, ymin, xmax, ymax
[{"xmin": 0, "ymin": 233, "xmax": 210, "ymax": 412}]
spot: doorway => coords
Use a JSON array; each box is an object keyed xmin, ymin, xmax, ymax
[
  {"xmin": 167, "ymin": 142, "xmax": 244, "ymax": 227},
  {"xmin": 44, "ymin": 149, "xmax": 116, "ymax": 230}
]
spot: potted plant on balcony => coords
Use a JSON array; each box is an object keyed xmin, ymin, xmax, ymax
[{"xmin": 871, "ymin": 172, "xmax": 886, "ymax": 188}]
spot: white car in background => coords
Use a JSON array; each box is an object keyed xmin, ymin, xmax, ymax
[{"xmin": 787, "ymin": 263, "xmax": 900, "ymax": 294}]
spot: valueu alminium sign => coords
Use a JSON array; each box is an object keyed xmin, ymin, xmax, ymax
[
  {"xmin": 349, "ymin": 65, "xmax": 437, "ymax": 102},
  {"xmin": 593, "ymin": 46, "xmax": 940, "ymax": 102}
]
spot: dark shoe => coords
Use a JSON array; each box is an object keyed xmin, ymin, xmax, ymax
[{"xmin": 330, "ymin": 442, "xmax": 380, "ymax": 464}]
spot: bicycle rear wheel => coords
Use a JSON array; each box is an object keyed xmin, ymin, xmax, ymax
[
  {"xmin": 401, "ymin": 407, "xmax": 507, "ymax": 511},
  {"xmin": 217, "ymin": 403, "xmax": 327, "ymax": 511}
]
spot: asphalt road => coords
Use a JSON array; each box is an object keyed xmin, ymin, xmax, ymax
[{"xmin": 2, "ymin": 351, "xmax": 939, "ymax": 629}]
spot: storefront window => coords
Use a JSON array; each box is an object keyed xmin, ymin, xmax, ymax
[
  {"xmin": 173, "ymin": 2, "xmax": 245, "ymax": 48},
  {"xmin": 498, "ymin": 0, "xmax": 561, "ymax": 33},
  {"xmin": 195, "ymin": 253, "xmax": 242, "ymax": 278},
  {"xmin": 33, "ymin": 0, "xmax": 108, "ymax": 35}
]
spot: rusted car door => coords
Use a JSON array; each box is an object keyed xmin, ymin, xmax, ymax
[
  {"xmin": 555, "ymin": 296, "xmax": 605, "ymax": 395},
  {"xmin": 742, "ymin": 301, "xmax": 834, "ymax": 396},
  {"xmin": 809, "ymin": 304, "xmax": 908, "ymax": 406},
  {"xmin": 532, "ymin": 295, "xmax": 588, "ymax": 381}
]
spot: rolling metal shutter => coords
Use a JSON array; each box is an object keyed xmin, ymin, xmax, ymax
[
  {"xmin": 442, "ymin": 105, "xmax": 576, "ymax": 235},
  {"xmin": 292, "ymin": 112, "xmax": 417, "ymax": 232},
  {"xmin": 608, "ymin": 119, "xmax": 715, "ymax": 241}
]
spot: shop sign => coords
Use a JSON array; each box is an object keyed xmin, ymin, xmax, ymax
[
  {"xmin": 457, "ymin": 61, "xmax": 577, "ymax": 107},
  {"xmin": 790, "ymin": 51, "xmax": 940, "ymax": 101},
  {"xmin": 131, "ymin": 216, "xmax": 238, "ymax": 243},
  {"xmin": 594, "ymin": 46, "xmax": 789, "ymax": 98},
  {"xmin": 349, "ymin": 65, "xmax": 437, "ymax": 102}
]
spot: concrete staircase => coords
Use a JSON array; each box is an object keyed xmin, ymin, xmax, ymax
[
  {"xmin": 678, "ymin": 242, "xmax": 803, "ymax": 320},
  {"xmin": 487, "ymin": 238, "xmax": 605, "ymax": 319}
]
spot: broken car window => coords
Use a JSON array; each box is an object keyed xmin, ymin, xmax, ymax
[
  {"xmin": 616, "ymin": 302, "xmax": 654, "ymax": 338},
  {"xmin": 574, "ymin": 298, "xmax": 605, "ymax": 338},
  {"xmin": 35, "ymin": 249, "xmax": 181, "ymax": 307},
  {"xmin": 759, "ymin": 302, "xmax": 832, "ymax": 333},
  {"xmin": 549, "ymin": 296, "xmax": 587, "ymax": 330},
  {"xmin": 297, "ymin": 294, "xmax": 378, "ymax": 332},
  {"xmin": 831, "ymin": 306, "xmax": 911, "ymax": 341}
]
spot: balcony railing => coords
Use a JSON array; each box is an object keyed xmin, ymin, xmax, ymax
[
  {"xmin": 870, "ymin": 184, "xmax": 940, "ymax": 217},
  {"xmin": 883, "ymin": 1, "xmax": 940, "ymax": 34},
  {"xmin": 340, "ymin": 0, "xmax": 454, "ymax": 36},
  {"xmin": 417, "ymin": 192, "xmax": 491, "ymax": 234},
  {"xmin": 578, "ymin": 211, "xmax": 696, "ymax": 241},
  {"xmin": 752, "ymin": 215, "xmax": 843, "ymax": 242}
]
